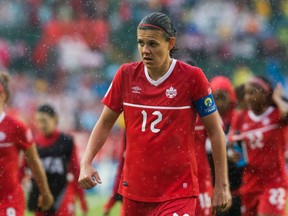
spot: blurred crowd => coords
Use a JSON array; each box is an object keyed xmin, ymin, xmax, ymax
[{"xmin": 0, "ymin": 0, "xmax": 288, "ymax": 132}]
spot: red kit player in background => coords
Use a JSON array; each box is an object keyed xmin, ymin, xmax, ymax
[
  {"xmin": 230, "ymin": 76, "xmax": 288, "ymax": 216},
  {"xmin": 79, "ymin": 12, "xmax": 231, "ymax": 216},
  {"xmin": 0, "ymin": 72, "xmax": 54, "ymax": 216},
  {"xmin": 210, "ymin": 76, "xmax": 243, "ymax": 216},
  {"xmin": 28, "ymin": 104, "xmax": 87, "ymax": 216}
]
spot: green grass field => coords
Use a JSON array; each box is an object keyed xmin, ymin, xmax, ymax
[
  {"xmin": 25, "ymin": 195, "xmax": 121, "ymax": 216},
  {"xmin": 25, "ymin": 194, "xmax": 288, "ymax": 215}
]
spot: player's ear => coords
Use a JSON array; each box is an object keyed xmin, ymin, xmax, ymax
[{"xmin": 168, "ymin": 37, "xmax": 176, "ymax": 51}]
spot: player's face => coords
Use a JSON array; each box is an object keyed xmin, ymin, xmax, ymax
[
  {"xmin": 244, "ymin": 83, "xmax": 269, "ymax": 112},
  {"xmin": 137, "ymin": 29, "xmax": 175, "ymax": 74},
  {"xmin": 213, "ymin": 90, "xmax": 231, "ymax": 116},
  {"xmin": 35, "ymin": 112, "xmax": 57, "ymax": 136}
]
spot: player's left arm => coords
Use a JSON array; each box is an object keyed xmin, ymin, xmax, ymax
[
  {"xmin": 24, "ymin": 144, "xmax": 54, "ymax": 211},
  {"xmin": 201, "ymin": 111, "xmax": 232, "ymax": 214},
  {"xmin": 272, "ymin": 83, "xmax": 288, "ymax": 123},
  {"xmin": 16, "ymin": 123, "xmax": 54, "ymax": 211}
]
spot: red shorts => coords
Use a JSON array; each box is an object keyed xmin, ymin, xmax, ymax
[
  {"xmin": 0, "ymin": 186, "xmax": 25, "ymax": 216},
  {"xmin": 241, "ymin": 186, "xmax": 287, "ymax": 216},
  {"xmin": 121, "ymin": 197, "xmax": 197, "ymax": 216}
]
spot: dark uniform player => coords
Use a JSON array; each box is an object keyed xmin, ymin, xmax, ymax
[{"xmin": 28, "ymin": 104, "xmax": 87, "ymax": 216}]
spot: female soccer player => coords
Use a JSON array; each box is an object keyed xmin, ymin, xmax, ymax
[
  {"xmin": 0, "ymin": 72, "xmax": 54, "ymax": 216},
  {"xmin": 230, "ymin": 76, "xmax": 288, "ymax": 216},
  {"xmin": 79, "ymin": 12, "xmax": 231, "ymax": 216},
  {"xmin": 28, "ymin": 104, "xmax": 87, "ymax": 216},
  {"xmin": 210, "ymin": 76, "xmax": 243, "ymax": 216}
]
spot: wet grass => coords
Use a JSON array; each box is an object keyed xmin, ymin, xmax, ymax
[
  {"xmin": 25, "ymin": 194, "xmax": 121, "ymax": 216},
  {"xmin": 25, "ymin": 194, "xmax": 288, "ymax": 215}
]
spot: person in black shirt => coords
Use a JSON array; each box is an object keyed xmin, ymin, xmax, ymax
[{"xmin": 28, "ymin": 104, "xmax": 87, "ymax": 216}]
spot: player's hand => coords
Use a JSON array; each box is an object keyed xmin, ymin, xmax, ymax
[
  {"xmin": 78, "ymin": 163, "xmax": 102, "ymax": 189},
  {"xmin": 272, "ymin": 83, "xmax": 283, "ymax": 103},
  {"xmin": 211, "ymin": 183, "xmax": 232, "ymax": 215},
  {"xmin": 37, "ymin": 193, "xmax": 54, "ymax": 211},
  {"xmin": 227, "ymin": 148, "xmax": 241, "ymax": 163}
]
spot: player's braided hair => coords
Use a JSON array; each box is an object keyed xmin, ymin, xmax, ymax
[
  {"xmin": 138, "ymin": 12, "xmax": 177, "ymax": 57},
  {"xmin": 0, "ymin": 71, "xmax": 10, "ymax": 103}
]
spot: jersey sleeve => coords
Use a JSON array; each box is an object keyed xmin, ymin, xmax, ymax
[
  {"xmin": 15, "ymin": 122, "xmax": 34, "ymax": 149},
  {"xmin": 191, "ymin": 68, "xmax": 217, "ymax": 117},
  {"xmin": 102, "ymin": 65, "xmax": 123, "ymax": 113}
]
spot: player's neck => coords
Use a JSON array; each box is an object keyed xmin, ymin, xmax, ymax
[
  {"xmin": 148, "ymin": 58, "xmax": 172, "ymax": 81},
  {"xmin": 252, "ymin": 104, "xmax": 270, "ymax": 115}
]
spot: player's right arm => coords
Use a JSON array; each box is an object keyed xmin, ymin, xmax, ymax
[
  {"xmin": 272, "ymin": 83, "xmax": 288, "ymax": 122},
  {"xmin": 78, "ymin": 106, "xmax": 120, "ymax": 189},
  {"xmin": 24, "ymin": 144, "xmax": 54, "ymax": 211},
  {"xmin": 201, "ymin": 112, "xmax": 231, "ymax": 214}
]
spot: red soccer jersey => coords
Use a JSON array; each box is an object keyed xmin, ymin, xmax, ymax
[
  {"xmin": 0, "ymin": 113, "xmax": 33, "ymax": 203},
  {"xmin": 103, "ymin": 59, "xmax": 216, "ymax": 202},
  {"xmin": 230, "ymin": 106, "xmax": 288, "ymax": 194}
]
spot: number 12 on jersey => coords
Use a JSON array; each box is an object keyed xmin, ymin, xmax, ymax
[{"xmin": 141, "ymin": 110, "xmax": 162, "ymax": 133}]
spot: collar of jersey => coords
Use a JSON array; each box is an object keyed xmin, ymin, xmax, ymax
[
  {"xmin": 0, "ymin": 112, "xmax": 5, "ymax": 124},
  {"xmin": 144, "ymin": 59, "xmax": 177, "ymax": 86},
  {"xmin": 248, "ymin": 106, "xmax": 275, "ymax": 122}
]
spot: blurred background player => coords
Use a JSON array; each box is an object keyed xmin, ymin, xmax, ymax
[
  {"xmin": 0, "ymin": 72, "xmax": 54, "ymax": 216},
  {"xmin": 230, "ymin": 76, "xmax": 288, "ymax": 216},
  {"xmin": 208, "ymin": 76, "xmax": 243, "ymax": 216},
  {"xmin": 234, "ymin": 84, "xmax": 247, "ymax": 111},
  {"xmin": 28, "ymin": 104, "xmax": 87, "ymax": 216}
]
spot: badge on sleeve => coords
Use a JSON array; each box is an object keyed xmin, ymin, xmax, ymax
[{"xmin": 193, "ymin": 93, "xmax": 217, "ymax": 117}]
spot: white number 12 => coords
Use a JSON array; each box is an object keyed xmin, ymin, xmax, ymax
[{"xmin": 141, "ymin": 110, "xmax": 162, "ymax": 133}]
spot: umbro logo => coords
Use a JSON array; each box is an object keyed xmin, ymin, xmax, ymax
[
  {"xmin": 166, "ymin": 86, "xmax": 177, "ymax": 98},
  {"xmin": 132, "ymin": 86, "xmax": 142, "ymax": 94}
]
